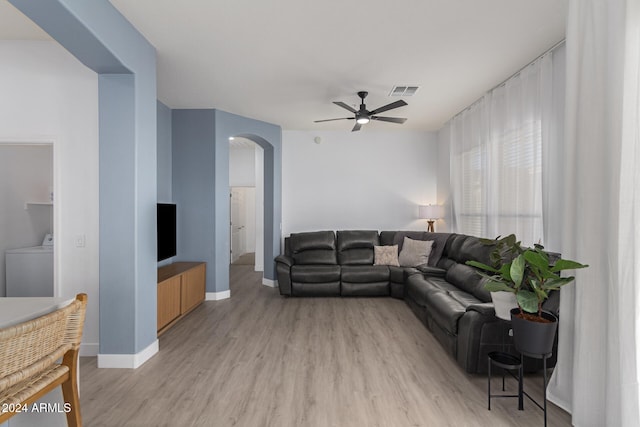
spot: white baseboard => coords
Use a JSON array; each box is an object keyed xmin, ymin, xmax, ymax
[
  {"xmin": 97, "ymin": 339, "xmax": 159, "ymax": 369},
  {"xmin": 80, "ymin": 342, "xmax": 99, "ymax": 357},
  {"xmin": 262, "ymin": 278, "xmax": 277, "ymax": 288},
  {"xmin": 206, "ymin": 290, "xmax": 230, "ymax": 300}
]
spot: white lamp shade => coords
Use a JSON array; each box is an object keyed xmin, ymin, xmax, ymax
[{"xmin": 418, "ymin": 204, "xmax": 443, "ymax": 220}]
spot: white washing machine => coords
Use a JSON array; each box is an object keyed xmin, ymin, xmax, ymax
[{"xmin": 5, "ymin": 246, "xmax": 54, "ymax": 297}]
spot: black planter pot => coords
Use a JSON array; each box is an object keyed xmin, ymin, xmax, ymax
[{"xmin": 510, "ymin": 308, "xmax": 558, "ymax": 356}]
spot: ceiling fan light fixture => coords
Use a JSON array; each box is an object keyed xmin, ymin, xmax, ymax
[{"xmin": 315, "ymin": 91, "xmax": 407, "ymax": 131}]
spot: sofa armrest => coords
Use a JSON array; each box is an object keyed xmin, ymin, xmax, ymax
[
  {"xmin": 465, "ymin": 302, "xmax": 495, "ymax": 317},
  {"xmin": 403, "ymin": 267, "xmax": 422, "ymax": 278},
  {"xmin": 275, "ymin": 255, "xmax": 294, "ymax": 267},
  {"xmin": 416, "ymin": 265, "xmax": 447, "ymax": 278},
  {"xmin": 275, "ymin": 255, "xmax": 294, "ymax": 295}
]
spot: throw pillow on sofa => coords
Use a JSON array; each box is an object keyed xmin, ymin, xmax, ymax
[
  {"xmin": 373, "ymin": 245, "xmax": 400, "ymax": 266},
  {"xmin": 398, "ymin": 237, "xmax": 433, "ymax": 267}
]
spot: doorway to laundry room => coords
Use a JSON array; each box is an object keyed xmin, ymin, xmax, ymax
[{"xmin": 0, "ymin": 143, "xmax": 54, "ymax": 297}]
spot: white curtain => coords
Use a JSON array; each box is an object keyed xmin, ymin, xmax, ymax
[
  {"xmin": 546, "ymin": 0, "xmax": 640, "ymax": 425},
  {"xmin": 448, "ymin": 55, "xmax": 553, "ymax": 247}
]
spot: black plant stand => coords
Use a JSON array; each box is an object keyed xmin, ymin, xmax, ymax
[
  {"xmin": 487, "ymin": 350, "xmax": 551, "ymax": 427},
  {"xmin": 487, "ymin": 351, "xmax": 523, "ymax": 411},
  {"xmin": 520, "ymin": 351, "xmax": 552, "ymax": 427}
]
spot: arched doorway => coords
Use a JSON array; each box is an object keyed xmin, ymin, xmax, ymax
[
  {"xmin": 213, "ymin": 110, "xmax": 282, "ymax": 296},
  {"xmin": 229, "ymin": 136, "xmax": 262, "ymax": 270}
]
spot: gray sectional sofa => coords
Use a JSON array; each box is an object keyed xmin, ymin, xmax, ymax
[{"xmin": 275, "ymin": 230, "xmax": 558, "ymax": 374}]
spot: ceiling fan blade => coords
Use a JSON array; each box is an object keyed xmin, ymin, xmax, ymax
[
  {"xmin": 371, "ymin": 116, "xmax": 407, "ymax": 124},
  {"xmin": 314, "ymin": 117, "xmax": 353, "ymax": 123},
  {"xmin": 369, "ymin": 100, "xmax": 408, "ymax": 115},
  {"xmin": 333, "ymin": 101, "xmax": 358, "ymax": 113},
  {"xmin": 352, "ymin": 122, "xmax": 362, "ymax": 132}
]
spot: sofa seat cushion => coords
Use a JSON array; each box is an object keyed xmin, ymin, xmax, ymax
[
  {"xmin": 291, "ymin": 265, "xmax": 341, "ymax": 283},
  {"xmin": 341, "ymin": 265, "xmax": 390, "ymax": 283},
  {"xmin": 424, "ymin": 291, "xmax": 467, "ymax": 335},
  {"xmin": 423, "ymin": 277, "xmax": 462, "ymax": 294},
  {"xmin": 340, "ymin": 265, "xmax": 389, "ymax": 297},
  {"xmin": 405, "ymin": 275, "xmax": 460, "ymax": 307},
  {"xmin": 447, "ymin": 290, "xmax": 483, "ymax": 308}
]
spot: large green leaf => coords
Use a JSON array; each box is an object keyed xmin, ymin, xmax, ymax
[
  {"xmin": 516, "ymin": 290, "xmax": 539, "ymax": 313},
  {"xmin": 551, "ymin": 259, "xmax": 589, "ymax": 272},
  {"xmin": 541, "ymin": 269, "xmax": 560, "ymax": 280},
  {"xmin": 543, "ymin": 276, "xmax": 575, "ymax": 290},
  {"xmin": 510, "ymin": 255, "xmax": 525, "ymax": 287},
  {"xmin": 484, "ymin": 281, "xmax": 516, "ymax": 293},
  {"xmin": 466, "ymin": 260, "xmax": 499, "ymax": 273},
  {"xmin": 524, "ymin": 250, "xmax": 549, "ymax": 270}
]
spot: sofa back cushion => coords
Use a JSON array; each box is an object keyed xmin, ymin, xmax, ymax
[
  {"xmin": 379, "ymin": 231, "xmax": 397, "ymax": 246},
  {"xmin": 337, "ymin": 230, "xmax": 380, "ymax": 265},
  {"xmin": 289, "ymin": 231, "xmax": 337, "ymax": 265},
  {"xmin": 440, "ymin": 234, "xmax": 494, "ymax": 267},
  {"xmin": 382, "ymin": 231, "xmax": 452, "ymax": 267},
  {"xmin": 438, "ymin": 234, "xmax": 496, "ymax": 302},
  {"xmin": 445, "ymin": 264, "xmax": 491, "ymax": 302}
]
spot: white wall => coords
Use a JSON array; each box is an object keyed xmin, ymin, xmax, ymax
[
  {"xmin": 0, "ymin": 144, "xmax": 53, "ymax": 296},
  {"xmin": 229, "ymin": 145, "xmax": 256, "ymax": 186},
  {"xmin": 282, "ymin": 130, "xmax": 438, "ymax": 236},
  {"xmin": 0, "ymin": 41, "xmax": 99, "ymax": 355}
]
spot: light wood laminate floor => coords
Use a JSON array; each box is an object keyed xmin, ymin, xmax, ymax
[{"xmin": 80, "ymin": 266, "xmax": 571, "ymax": 426}]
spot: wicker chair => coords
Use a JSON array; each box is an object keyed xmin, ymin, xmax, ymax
[{"xmin": 0, "ymin": 293, "xmax": 87, "ymax": 427}]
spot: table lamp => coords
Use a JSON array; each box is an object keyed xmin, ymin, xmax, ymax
[{"xmin": 419, "ymin": 204, "xmax": 442, "ymax": 232}]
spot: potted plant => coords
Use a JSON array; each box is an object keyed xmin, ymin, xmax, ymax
[{"xmin": 467, "ymin": 234, "xmax": 588, "ymax": 354}]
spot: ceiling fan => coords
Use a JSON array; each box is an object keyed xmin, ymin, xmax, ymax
[{"xmin": 314, "ymin": 91, "xmax": 408, "ymax": 132}]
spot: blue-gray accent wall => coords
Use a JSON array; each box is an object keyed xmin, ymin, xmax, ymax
[
  {"xmin": 172, "ymin": 109, "xmax": 281, "ymax": 294},
  {"xmin": 172, "ymin": 110, "xmax": 217, "ymax": 278},
  {"xmin": 12, "ymin": 0, "xmax": 159, "ymax": 355},
  {"xmin": 98, "ymin": 75, "xmax": 137, "ymax": 353},
  {"xmin": 157, "ymin": 101, "xmax": 173, "ymax": 202},
  {"xmin": 214, "ymin": 110, "xmax": 282, "ymax": 285}
]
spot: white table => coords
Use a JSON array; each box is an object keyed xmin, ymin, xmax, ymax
[
  {"xmin": 0, "ymin": 297, "xmax": 74, "ymax": 329},
  {"xmin": 0, "ymin": 297, "xmax": 75, "ymax": 427}
]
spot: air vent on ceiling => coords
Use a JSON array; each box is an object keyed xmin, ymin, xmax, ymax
[{"xmin": 389, "ymin": 86, "xmax": 419, "ymax": 97}]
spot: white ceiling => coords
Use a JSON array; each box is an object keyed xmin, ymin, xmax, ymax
[{"xmin": 1, "ymin": 0, "xmax": 568, "ymax": 131}]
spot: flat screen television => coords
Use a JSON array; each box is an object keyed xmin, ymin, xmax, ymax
[{"xmin": 157, "ymin": 203, "xmax": 177, "ymax": 261}]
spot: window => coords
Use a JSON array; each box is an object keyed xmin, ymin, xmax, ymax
[{"xmin": 449, "ymin": 55, "xmax": 550, "ymax": 246}]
